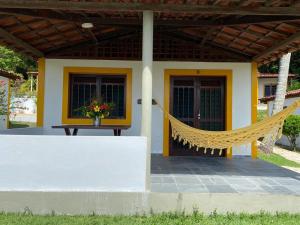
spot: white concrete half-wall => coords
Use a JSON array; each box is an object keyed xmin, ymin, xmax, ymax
[
  {"xmin": 0, "ymin": 135, "xmax": 147, "ymax": 191},
  {"xmin": 44, "ymin": 59, "xmax": 252, "ymax": 156}
]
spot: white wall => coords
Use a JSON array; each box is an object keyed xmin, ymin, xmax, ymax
[
  {"xmin": 0, "ymin": 76, "xmax": 9, "ymax": 129},
  {"xmin": 11, "ymin": 97, "xmax": 37, "ymax": 114},
  {"xmin": 44, "ymin": 59, "xmax": 252, "ymax": 156},
  {"xmin": 267, "ymin": 97, "xmax": 300, "ymax": 148},
  {"xmin": 258, "ymin": 77, "xmax": 278, "ymax": 99},
  {"xmin": 0, "ymin": 135, "xmax": 147, "ymax": 191}
]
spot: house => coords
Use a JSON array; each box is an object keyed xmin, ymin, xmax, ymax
[
  {"xmin": 0, "ymin": 1, "xmax": 299, "ymax": 158},
  {"xmin": 0, "ymin": 1, "xmax": 300, "ymax": 214},
  {"xmin": 0, "ymin": 70, "xmax": 19, "ymax": 129},
  {"xmin": 258, "ymin": 73, "xmax": 295, "ymax": 100},
  {"xmin": 260, "ymin": 89, "xmax": 300, "ymax": 148}
]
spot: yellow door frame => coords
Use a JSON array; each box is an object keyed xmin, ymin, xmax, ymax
[
  {"xmin": 251, "ymin": 62, "xmax": 258, "ymax": 159},
  {"xmin": 163, "ymin": 69, "xmax": 233, "ymax": 158}
]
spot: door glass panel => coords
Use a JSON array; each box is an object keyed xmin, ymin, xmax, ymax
[
  {"xmin": 170, "ymin": 76, "xmax": 225, "ymax": 156},
  {"xmin": 172, "ymin": 80, "xmax": 194, "ymax": 127},
  {"xmin": 199, "ymin": 79, "xmax": 224, "ymax": 131}
]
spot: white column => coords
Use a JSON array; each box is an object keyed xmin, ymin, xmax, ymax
[{"xmin": 141, "ymin": 11, "xmax": 153, "ymax": 191}]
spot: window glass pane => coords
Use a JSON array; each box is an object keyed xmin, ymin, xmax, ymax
[
  {"xmin": 101, "ymin": 77, "xmax": 125, "ymax": 118},
  {"xmin": 265, "ymin": 85, "xmax": 271, "ymax": 96},
  {"xmin": 271, "ymin": 85, "xmax": 277, "ymax": 96},
  {"xmin": 68, "ymin": 74, "xmax": 126, "ymax": 119},
  {"xmin": 70, "ymin": 75, "xmax": 97, "ymax": 117}
]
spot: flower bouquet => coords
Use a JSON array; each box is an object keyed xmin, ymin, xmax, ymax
[{"xmin": 79, "ymin": 100, "xmax": 113, "ymax": 126}]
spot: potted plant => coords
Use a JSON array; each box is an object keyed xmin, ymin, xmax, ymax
[{"xmin": 79, "ymin": 99, "xmax": 112, "ymax": 126}]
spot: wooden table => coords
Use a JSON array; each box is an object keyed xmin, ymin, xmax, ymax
[{"xmin": 52, "ymin": 125, "xmax": 130, "ymax": 136}]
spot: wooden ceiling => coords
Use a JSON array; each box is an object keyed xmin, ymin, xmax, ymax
[{"xmin": 0, "ymin": 0, "xmax": 300, "ymax": 64}]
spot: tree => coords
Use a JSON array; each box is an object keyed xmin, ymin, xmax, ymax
[
  {"xmin": 272, "ymin": 53, "xmax": 291, "ymax": 115},
  {"xmin": 0, "ymin": 80, "xmax": 8, "ymax": 115},
  {"xmin": 0, "ymin": 46, "xmax": 37, "ymax": 97},
  {"xmin": 259, "ymin": 50, "xmax": 300, "ymax": 75},
  {"xmin": 287, "ymin": 80, "xmax": 300, "ymax": 91},
  {"xmin": 283, "ymin": 115, "xmax": 300, "ymax": 151},
  {"xmin": 0, "ymin": 46, "xmax": 36, "ymax": 74},
  {"xmin": 261, "ymin": 53, "xmax": 291, "ymax": 153},
  {"xmin": 259, "ymin": 50, "xmax": 300, "ymax": 82}
]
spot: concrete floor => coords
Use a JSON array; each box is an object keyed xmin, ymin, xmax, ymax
[{"xmin": 151, "ymin": 154, "xmax": 300, "ymax": 195}]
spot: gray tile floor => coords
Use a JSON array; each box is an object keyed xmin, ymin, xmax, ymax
[{"xmin": 151, "ymin": 154, "xmax": 300, "ymax": 195}]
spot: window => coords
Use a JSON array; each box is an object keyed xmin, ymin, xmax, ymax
[
  {"xmin": 264, "ymin": 84, "xmax": 276, "ymax": 97},
  {"xmin": 69, "ymin": 74, "xmax": 126, "ymax": 118}
]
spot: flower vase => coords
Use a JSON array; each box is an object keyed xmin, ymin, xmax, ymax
[{"xmin": 93, "ymin": 116, "xmax": 101, "ymax": 126}]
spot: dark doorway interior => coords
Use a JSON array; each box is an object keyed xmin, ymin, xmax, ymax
[{"xmin": 169, "ymin": 76, "xmax": 226, "ymax": 156}]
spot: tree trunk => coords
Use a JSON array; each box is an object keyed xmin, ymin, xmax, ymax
[
  {"xmin": 260, "ymin": 53, "xmax": 291, "ymax": 154},
  {"xmin": 291, "ymin": 137, "xmax": 297, "ymax": 151}
]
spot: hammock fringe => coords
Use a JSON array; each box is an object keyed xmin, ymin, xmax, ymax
[{"xmin": 163, "ymin": 100, "xmax": 300, "ymax": 152}]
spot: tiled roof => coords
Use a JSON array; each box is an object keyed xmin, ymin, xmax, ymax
[
  {"xmin": 258, "ymin": 73, "xmax": 296, "ymax": 78},
  {"xmin": 260, "ymin": 89, "xmax": 300, "ymax": 103}
]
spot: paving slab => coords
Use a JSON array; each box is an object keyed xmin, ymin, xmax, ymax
[{"xmin": 151, "ymin": 154, "xmax": 300, "ymax": 195}]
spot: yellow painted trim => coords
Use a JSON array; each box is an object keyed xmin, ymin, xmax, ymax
[
  {"xmin": 62, "ymin": 67, "xmax": 132, "ymax": 125},
  {"xmin": 6, "ymin": 79, "xmax": 11, "ymax": 128},
  {"xmin": 36, "ymin": 58, "xmax": 45, "ymax": 127},
  {"xmin": 251, "ymin": 62, "xmax": 258, "ymax": 159},
  {"xmin": 163, "ymin": 69, "xmax": 233, "ymax": 158}
]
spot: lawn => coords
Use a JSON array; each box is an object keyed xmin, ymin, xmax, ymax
[
  {"xmin": 0, "ymin": 212, "xmax": 300, "ymax": 225},
  {"xmin": 257, "ymin": 109, "xmax": 267, "ymax": 122},
  {"xmin": 258, "ymin": 151, "xmax": 300, "ymax": 168},
  {"xmin": 9, "ymin": 121, "xmax": 36, "ymax": 129}
]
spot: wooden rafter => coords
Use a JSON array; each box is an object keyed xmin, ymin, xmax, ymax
[
  {"xmin": 0, "ymin": 1, "xmax": 300, "ymax": 16},
  {"xmin": 45, "ymin": 29, "xmax": 140, "ymax": 56},
  {"xmin": 0, "ymin": 27, "xmax": 43, "ymax": 57},
  {"xmin": 1, "ymin": 8, "xmax": 300, "ymax": 27},
  {"xmin": 253, "ymin": 30, "xmax": 300, "ymax": 61},
  {"xmin": 163, "ymin": 30, "xmax": 252, "ymax": 60}
]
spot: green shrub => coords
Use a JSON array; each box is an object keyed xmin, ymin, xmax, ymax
[
  {"xmin": 287, "ymin": 80, "xmax": 300, "ymax": 91},
  {"xmin": 282, "ymin": 115, "xmax": 300, "ymax": 151}
]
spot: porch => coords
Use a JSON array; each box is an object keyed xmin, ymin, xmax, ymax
[
  {"xmin": 151, "ymin": 155, "xmax": 300, "ymax": 195},
  {"xmin": 1, "ymin": 128, "xmax": 299, "ymax": 195},
  {"xmin": 1, "ymin": 0, "xmax": 300, "ymax": 214}
]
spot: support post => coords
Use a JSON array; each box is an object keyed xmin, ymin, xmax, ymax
[
  {"xmin": 37, "ymin": 58, "xmax": 45, "ymax": 127},
  {"xmin": 251, "ymin": 62, "xmax": 258, "ymax": 159},
  {"xmin": 141, "ymin": 11, "xmax": 153, "ymax": 191}
]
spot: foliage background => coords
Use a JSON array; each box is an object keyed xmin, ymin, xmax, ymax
[
  {"xmin": 259, "ymin": 51, "xmax": 300, "ymax": 91},
  {"xmin": 0, "ymin": 46, "xmax": 37, "ymax": 97}
]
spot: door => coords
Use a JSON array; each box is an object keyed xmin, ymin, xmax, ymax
[{"xmin": 169, "ymin": 76, "xmax": 226, "ymax": 156}]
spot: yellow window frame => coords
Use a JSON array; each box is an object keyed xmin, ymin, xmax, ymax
[{"xmin": 62, "ymin": 67, "xmax": 132, "ymax": 125}]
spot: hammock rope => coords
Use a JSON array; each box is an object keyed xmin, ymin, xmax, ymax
[{"xmin": 158, "ymin": 100, "xmax": 300, "ymax": 153}]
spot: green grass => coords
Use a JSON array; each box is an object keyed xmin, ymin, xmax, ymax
[
  {"xmin": 0, "ymin": 212, "xmax": 300, "ymax": 225},
  {"xmin": 257, "ymin": 110, "xmax": 267, "ymax": 122},
  {"xmin": 9, "ymin": 121, "xmax": 36, "ymax": 129},
  {"xmin": 258, "ymin": 151, "xmax": 300, "ymax": 168}
]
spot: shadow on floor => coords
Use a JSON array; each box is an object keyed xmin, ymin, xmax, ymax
[{"xmin": 151, "ymin": 154, "xmax": 300, "ymax": 178}]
